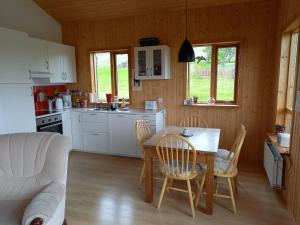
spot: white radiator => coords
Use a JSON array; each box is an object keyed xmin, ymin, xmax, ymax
[{"xmin": 264, "ymin": 140, "xmax": 283, "ymax": 188}]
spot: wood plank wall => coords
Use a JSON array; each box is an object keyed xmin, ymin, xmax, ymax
[
  {"xmin": 62, "ymin": 0, "xmax": 277, "ymax": 164},
  {"xmin": 275, "ymin": 0, "xmax": 300, "ymax": 223}
]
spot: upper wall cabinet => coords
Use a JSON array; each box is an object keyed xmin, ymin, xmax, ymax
[
  {"xmin": 60, "ymin": 44, "xmax": 77, "ymax": 83},
  {"xmin": 0, "ymin": 28, "xmax": 31, "ymax": 83},
  {"xmin": 134, "ymin": 45, "xmax": 170, "ymax": 80},
  {"xmin": 29, "ymin": 39, "xmax": 77, "ymax": 83},
  {"xmin": 28, "ymin": 38, "xmax": 50, "ymax": 74},
  {"xmin": 48, "ymin": 43, "xmax": 77, "ymax": 83}
]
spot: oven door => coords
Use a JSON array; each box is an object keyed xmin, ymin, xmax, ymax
[{"xmin": 37, "ymin": 122, "xmax": 63, "ymax": 134}]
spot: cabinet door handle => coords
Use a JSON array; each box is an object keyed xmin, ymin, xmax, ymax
[
  {"xmin": 91, "ymin": 133, "xmax": 99, "ymax": 136},
  {"xmin": 146, "ymin": 68, "xmax": 149, "ymax": 76},
  {"xmin": 46, "ymin": 61, "xmax": 49, "ymax": 70},
  {"xmin": 150, "ymin": 67, "xmax": 153, "ymax": 75},
  {"xmin": 88, "ymin": 114, "xmax": 97, "ymax": 116}
]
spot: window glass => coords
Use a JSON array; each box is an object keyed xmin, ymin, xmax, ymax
[
  {"xmin": 189, "ymin": 46, "xmax": 212, "ymax": 102},
  {"xmin": 95, "ymin": 52, "xmax": 112, "ymax": 101},
  {"xmin": 216, "ymin": 47, "xmax": 237, "ymax": 101},
  {"xmin": 286, "ymin": 32, "xmax": 299, "ymax": 109},
  {"xmin": 116, "ymin": 54, "xmax": 129, "ymax": 99}
]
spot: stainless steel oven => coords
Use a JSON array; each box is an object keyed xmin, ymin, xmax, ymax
[{"xmin": 36, "ymin": 114, "xmax": 63, "ymax": 134}]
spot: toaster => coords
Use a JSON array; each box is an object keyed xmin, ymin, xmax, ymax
[{"xmin": 145, "ymin": 101, "xmax": 157, "ymax": 110}]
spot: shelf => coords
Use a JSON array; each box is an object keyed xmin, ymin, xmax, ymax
[
  {"xmin": 183, "ymin": 103, "xmax": 239, "ymax": 108},
  {"xmin": 267, "ymin": 133, "xmax": 290, "ymax": 155}
]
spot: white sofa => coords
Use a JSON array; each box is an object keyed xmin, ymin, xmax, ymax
[{"xmin": 0, "ymin": 132, "xmax": 71, "ymax": 225}]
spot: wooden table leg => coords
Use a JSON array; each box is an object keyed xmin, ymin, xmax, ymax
[
  {"xmin": 145, "ymin": 155, "xmax": 153, "ymax": 203},
  {"xmin": 205, "ymin": 154, "xmax": 214, "ymax": 215}
]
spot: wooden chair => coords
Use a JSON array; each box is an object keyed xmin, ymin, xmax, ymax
[
  {"xmin": 195, "ymin": 124, "xmax": 246, "ymax": 214},
  {"xmin": 180, "ymin": 115, "xmax": 208, "ymax": 128},
  {"xmin": 217, "ymin": 125, "xmax": 246, "ymax": 160},
  {"xmin": 135, "ymin": 120, "xmax": 152, "ymax": 184},
  {"xmin": 156, "ymin": 134, "xmax": 200, "ymax": 218}
]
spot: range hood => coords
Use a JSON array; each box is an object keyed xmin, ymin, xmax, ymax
[{"xmin": 29, "ymin": 70, "xmax": 52, "ymax": 84}]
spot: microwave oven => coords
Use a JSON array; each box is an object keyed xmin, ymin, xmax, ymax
[{"xmin": 145, "ymin": 101, "xmax": 157, "ymax": 110}]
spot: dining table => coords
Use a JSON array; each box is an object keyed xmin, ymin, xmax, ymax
[{"xmin": 142, "ymin": 126, "xmax": 220, "ymax": 215}]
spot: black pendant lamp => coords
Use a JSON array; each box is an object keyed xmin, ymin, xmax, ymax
[{"xmin": 178, "ymin": 0, "xmax": 195, "ymax": 62}]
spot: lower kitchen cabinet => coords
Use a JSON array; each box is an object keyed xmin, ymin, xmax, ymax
[
  {"xmin": 62, "ymin": 111, "xmax": 72, "ymax": 143},
  {"xmin": 83, "ymin": 132, "xmax": 108, "ymax": 153},
  {"xmin": 70, "ymin": 110, "xmax": 165, "ymax": 157},
  {"xmin": 109, "ymin": 114, "xmax": 137, "ymax": 157},
  {"xmin": 71, "ymin": 111, "xmax": 83, "ymax": 150}
]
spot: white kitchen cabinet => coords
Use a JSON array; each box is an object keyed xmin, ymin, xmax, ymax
[
  {"xmin": 109, "ymin": 114, "xmax": 137, "ymax": 157},
  {"xmin": 82, "ymin": 112, "xmax": 109, "ymax": 153},
  {"xmin": 0, "ymin": 84, "xmax": 36, "ymax": 134},
  {"xmin": 70, "ymin": 109, "xmax": 166, "ymax": 157},
  {"xmin": 0, "ymin": 28, "xmax": 31, "ymax": 83},
  {"xmin": 48, "ymin": 41, "xmax": 64, "ymax": 83},
  {"xmin": 48, "ymin": 42, "xmax": 77, "ymax": 83},
  {"xmin": 62, "ymin": 111, "xmax": 72, "ymax": 143},
  {"xmin": 61, "ymin": 45, "xmax": 77, "ymax": 83},
  {"xmin": 28, "ymin": 38, "xmax": 50, "ymax": 74},
  {"xmin": 83, "ymin": 132, "xmax": 108, "ymax": 153},
  {"xmin": 71, "ymin": 111, "xmax": 83, "ymax": 150},
  {"xmin": 134, "ymin": 45, "xmax": 170, "ymax": 80}
]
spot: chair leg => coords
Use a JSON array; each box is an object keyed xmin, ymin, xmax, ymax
[
  {"xmin": 157, "ymin": 177, "xmax": 168, "ymax": 209},
  {"xmin": 231, "ymin": 178, "xmax": 236, "ymax": 196},
  {"xmin": 139, "ymin": 162, "xmax": 146, "ymax": 185},
  {"xmin": 187, "ymin": 179, "xmax": 195, "ymax": 218},
  {"xmin": 195, "ymin": 173, "xmax": 206, "ymax": 207},
  {"xmin": 234, "ymin": 176, "xmax": 239, "ymax": 194},
  {"xmin": 228, "ymin": 177, "xmax": 237, "ymax": 214},
  {"xmin": 166, "ymin": 179, "xmax": 174, "ymax": 192}
]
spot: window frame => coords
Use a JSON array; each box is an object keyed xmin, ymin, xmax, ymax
[
  {"xmin": 90, "ymin": 49, "xmax": 130, "ymax": 102},
  {"xmin": 188, "ymin": 42, "xmax": 240, "ymax": 105},
  {"xmin": 284, "ymin": 30, "xmax": 299, "ymax": 130}
]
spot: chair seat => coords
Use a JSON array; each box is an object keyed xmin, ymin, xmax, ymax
[
  {"xmin": 160, "ymin": 162, "xmax": 201, "ymax": 178},
  {"xmin": 199, "ymin": 157, "xmax": 230, "ymax": 174},
  {"xmin": 0, "ymin": 200, "xmax": 29, "ymax": 225},
  {"xmin": 217, "ymin": 148, "xmax": 234, "ymax": 160}
]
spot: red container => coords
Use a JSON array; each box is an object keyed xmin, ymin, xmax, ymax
[
  {"xmin": 106, "ymin": 93, "xmax": 112, "ymax": 103},
  {"xmin": 80, "ymin": 99, "xmax": 88, "ymax": 108}
]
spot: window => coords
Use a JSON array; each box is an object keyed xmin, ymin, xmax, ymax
[
  {"xmin": 284, "ymin": 31, "xmax": 299, "ymax": 130},
  {"xmin": 286, "ymin": 32, "xmax": 299, "ymax": 111},
  {"xmin": 91, "ymin": 50, "xmax": 130, "ymax": 101},
  {"xmin": 188, "ymin": 43, "xmax": 239, "ymax": 104}
]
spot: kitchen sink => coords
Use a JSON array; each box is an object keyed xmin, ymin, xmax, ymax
[{"xmin": 88, "ymin": 108, "xmax": 109, "ymax": 111}]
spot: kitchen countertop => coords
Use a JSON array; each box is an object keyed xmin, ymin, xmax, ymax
[
  {"xmin": 35, "ymin": 108, "xmax": 165, "ymax": 118},
  {"xmin": 72, "ymin": 108, "xmax": 165, "ymax": 115},
  {"xmin": 36, "ymin": 109, "xmax": 71, "ymax": 119}
]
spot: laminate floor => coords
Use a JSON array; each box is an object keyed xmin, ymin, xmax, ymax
[{"xmin": 65, "ymin": 151, "xmax": 295, "ymax": 225}]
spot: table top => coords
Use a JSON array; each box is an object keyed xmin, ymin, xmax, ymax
[{"xmin": 143, "ymin": 126, "xmax": 220, "ymax": 154}]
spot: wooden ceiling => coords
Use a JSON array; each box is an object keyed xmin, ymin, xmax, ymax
[{"xmin": 34, "ymin": 0, "xmax": 262, "ymax": 23}]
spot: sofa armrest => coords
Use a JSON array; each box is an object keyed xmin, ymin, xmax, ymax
[{"xmin": 22, "ymin": 182, "xmax": 65, "ymax": 225}]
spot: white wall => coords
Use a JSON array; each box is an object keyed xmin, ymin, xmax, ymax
[{"xmin": 0, "ymin": 0, "xmax": 62, "ymax": 42}]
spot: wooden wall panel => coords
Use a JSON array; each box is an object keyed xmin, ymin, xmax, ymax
[
  {"xmin": 275, "ymin": 0, "xmax": 300, "ymax": 223},
  {"xmin": 62, "ymin": 0, "xmax": 277, "ymax": 164}
]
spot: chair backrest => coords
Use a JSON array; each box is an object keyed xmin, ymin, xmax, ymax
[
  {"xmin": 225, "ymin": 125, "xmax": 246, "ymax": 174},
  {"xmin": 0, "ymin": 132, "xmax": 71, "ymax": 201},
  {"xmin": 180, "ymin": 116, "xmax": 208, "ymax": 128},
  {"xmin": 135, "ymin": 120, "xmax": 152, "ymax": 145},
  {"xmin": 156, "ymin": 134, "xmax": 197, "ymax": 179}
]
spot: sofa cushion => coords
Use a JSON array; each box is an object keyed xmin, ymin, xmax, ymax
[{"xmin": 0, "ymin": 200, "xmax": 29, "ymax": 225}]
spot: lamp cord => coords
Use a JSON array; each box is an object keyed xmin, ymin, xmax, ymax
[{"xmin": 186, "ymin": 0, "xmax": 188, "ymax": 39}]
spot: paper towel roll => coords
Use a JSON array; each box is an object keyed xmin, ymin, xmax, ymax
[{"xmin": 89, "ymin": 93, "xmax": 98, "ymax": 103}]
